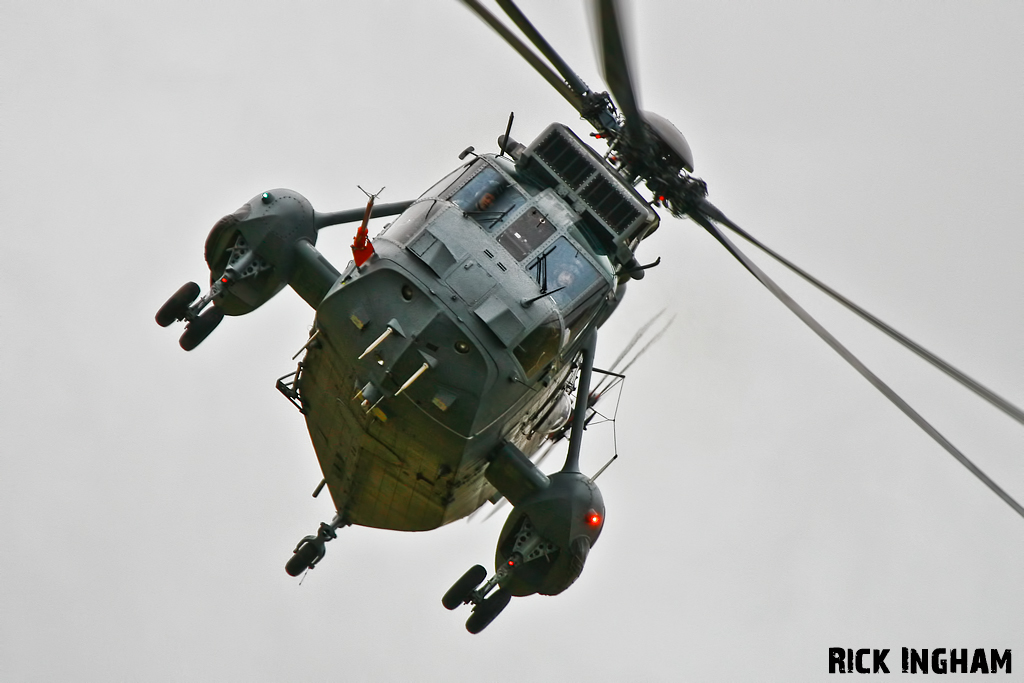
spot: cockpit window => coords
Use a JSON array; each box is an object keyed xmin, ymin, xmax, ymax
[
  {"xmin": 529, "ymin": 236, "xmax": 603, "ymax": 310},
  {"xmin": 513, "ymin": 316, "xmax": 562, "ymax": 378},
  {"xmin": 496, "ymin": 208, "xmax": 555, "ymax": 261},
  {"xmin": 379, "ymin": 199, "xmax": 444, "ymax": 245},
  {"xmin": 563, "ymin": 289, "xmax": 605, "ymax": 345},
  {"xmin": 450, "ymin": 164, "xmax": 526, "ymax": 229},
  {"xmin": 419, "ymin": 164, "xmax": 471, "ymax": 199}
]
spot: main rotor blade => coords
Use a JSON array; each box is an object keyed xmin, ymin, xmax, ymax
[
  {"xmin": 699, "ymin": 201, "xmax": 1024, "ymax": 427},
  {"xmin": 592, "ymin": 0, "xmax": 644, "ymax": 141},
  {"xmin": 458, "ymin": 0, "xmax": 585, "ymax": 114},
  {"xmin": 496, "ymin": 0, "xmax": 592, "ymax": 99},
  {"xmin": 688, "ymin": 205, "xmax": 1024, "ymax": 521}
]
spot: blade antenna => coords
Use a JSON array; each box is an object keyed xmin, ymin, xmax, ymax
[
  {"xmin": 698, "ymin": 200, "xmax": 1024, "ymax": 427},
  {"xmin": 689, "ymin": 207, "xmax": 1024, "ymax": 520},
  {"xmin": 499, "ymin": 111, "xmax": 514, "ymax": 158},
  {"xmin": 458, "ymin": 0, "xmax": 585, "ymax": 114}
]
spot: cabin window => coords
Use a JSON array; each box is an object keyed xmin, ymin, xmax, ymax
[{"xmin": 513, "ymin": 317, "xmax": 562, "ymax": 378}]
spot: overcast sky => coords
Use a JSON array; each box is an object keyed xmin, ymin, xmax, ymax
[{"xmin": 2, "ymin": 1, "xmax": 1022, "ymax": 680}]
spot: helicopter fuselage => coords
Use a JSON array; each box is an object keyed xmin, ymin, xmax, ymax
[
  {"xmin": 157, "ymin": 120, "xmax": 662, "ymax": 611},
  {"xmin": 295, "ymin": 135, "xmax": 655, "ymax": 531}
]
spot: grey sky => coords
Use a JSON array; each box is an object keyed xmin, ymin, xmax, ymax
[{"xmin": 2, "ymin": 1, "xmax": 1022, "ymax": 680}]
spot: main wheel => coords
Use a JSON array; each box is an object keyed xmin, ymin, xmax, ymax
[
  {"xmin": 285, "ymin": 540, "xmax": 323, "ymax": 577},
  {"xmin": 465, "ymin": 588, "xmax": 511, "ymax": 634},
  {"xmin": 442, "ymin": 564, "xmax": 487, "ymax": 610},
  {"xmin": 179, "ymin": 305, "xmax": 225, "ymax": 351},
  {"xmin": 156, "ymin": 282, "xmax": 201, "ymax": 327}
]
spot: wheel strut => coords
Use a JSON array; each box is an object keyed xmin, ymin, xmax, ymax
[{"xmin": 285, "ymin": 512, "xmax": 346, "ymax": 577}]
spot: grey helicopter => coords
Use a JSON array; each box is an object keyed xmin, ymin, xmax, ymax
[{"xmin": 154, "ymin": 0, "xmax": 1024, "ymax": 634}]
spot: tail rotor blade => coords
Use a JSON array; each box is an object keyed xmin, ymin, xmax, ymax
[
  {"xmin": 593, "ymin": 309, "xmax": 672, "ymax": 397},
  {"xmin": 477, "ymin": 437, "xmax": 563, "ymax": 524},
  {"xmin": 606, "ymin": 308, "xmax": 665, "ymax": 372},
  {"xmin": 479, "ymin": 496, "xmax": 510, "ymax": 523},
  {"xmin": 617, "ymin": 314, "xmax": 676, "ymax": 375}
]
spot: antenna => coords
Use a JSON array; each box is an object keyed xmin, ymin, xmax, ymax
[
  {"xmin": 357, "ymin": 185, "xmax": 386, "ymax": 200},
  {"xmin": 591, "ymin": 454, "xmax": 618, "ymax": 481},
  {"xmin": 351, "ymin": 186, "xmax": 386, "ymax": 267},
  {"xmin": 499, "ymin": 111, "xmax": 515, "ymax": 157}
]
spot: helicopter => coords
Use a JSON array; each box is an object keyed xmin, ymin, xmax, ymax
[{"xmin": 153, "ymin": 0, "xmax": 1024, "ymax": 635}]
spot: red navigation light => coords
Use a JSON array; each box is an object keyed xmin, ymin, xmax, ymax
[{"xmin": 586, "ymin": 510, "xmax": 602, "ymax": 527}]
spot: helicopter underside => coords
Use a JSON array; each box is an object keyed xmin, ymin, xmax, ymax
[
  {"xmin": 294, "ymin": 257, "xmax": 573, "ymax": 532},
  {"xmin": 300, "ymin": 341, "xmax": 493, "ymax": 531}
]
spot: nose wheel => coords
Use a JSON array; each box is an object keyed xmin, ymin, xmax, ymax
[
  {"xmin": 442, "ymin": 563, "xmax": 514, "ymax": 633},
  {"xmin": 286, "ymin": 514, "xmax": 347, "ymax": 577}
]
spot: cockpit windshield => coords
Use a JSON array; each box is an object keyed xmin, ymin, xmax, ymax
[
  {"xmin": 527, "ymin": 237, "xmax": 603, "ymax": 310},
  {"xmin": 419, "ymin": 164, "xmax": 470, "ymax": 199}
]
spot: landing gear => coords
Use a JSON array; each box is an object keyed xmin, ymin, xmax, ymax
[
  {"xmin": 286, "ymin": 514, "xmax": 346, "ymax": 577},
  {"xmin": 156, "ymin": 234, "xmax": 273, "ymax": 350},
  {"xmin": 442, "ymin": 563, "xmax": 514, "ymax": 633},
  {"xmin": 442, "ymin": 564, "xmax": 487, "ymax": 610},
  {"xmin": 155, "ymin": 282, "xmax": 201, "ymax": 327},
  {"xmin": 465, "ymin": 588, "xmax": 512, "ymax": 634},
  {"xmin": 154, "ymin": 277, "xmax": 226, "ymax": 351},
  {"xmin": 179, "ymin": 305, "xmax": 225, "ymax": 351}
]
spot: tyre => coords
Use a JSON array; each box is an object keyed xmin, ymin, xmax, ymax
[
  {"xmin": 442, "ymin": 564, "xmax": 487, "ymax": 610},
  {"xmin": 179, "ymin": 306, "xmax": 225, "ymax": 351},
  {"xmin": 465, "ymin": 588, "xmax": 511, "ymax": 634},
  {"xmin": 285, "ymin": 540, "xmax": 322, "ymax": 577},
  {"xmin": 155, "ymin": 282, "xmax": 201, "ymax": 327}
]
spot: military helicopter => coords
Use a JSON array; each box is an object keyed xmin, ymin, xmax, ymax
[{"xmin": 154, "ymin": 0, "xmax": 1024, "ymax": 634}]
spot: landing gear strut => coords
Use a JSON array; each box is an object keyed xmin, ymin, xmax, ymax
[
  {"xmin": 286, "ymin": 513, "xmax": 347, "ymax": 577},
  {"xmin": 442, "ymin": 562, "xmax": 515, "ymax": 634},
  {"xmin": 155, "ymin": 234, "xmax": 270, "ymax": 351}
]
